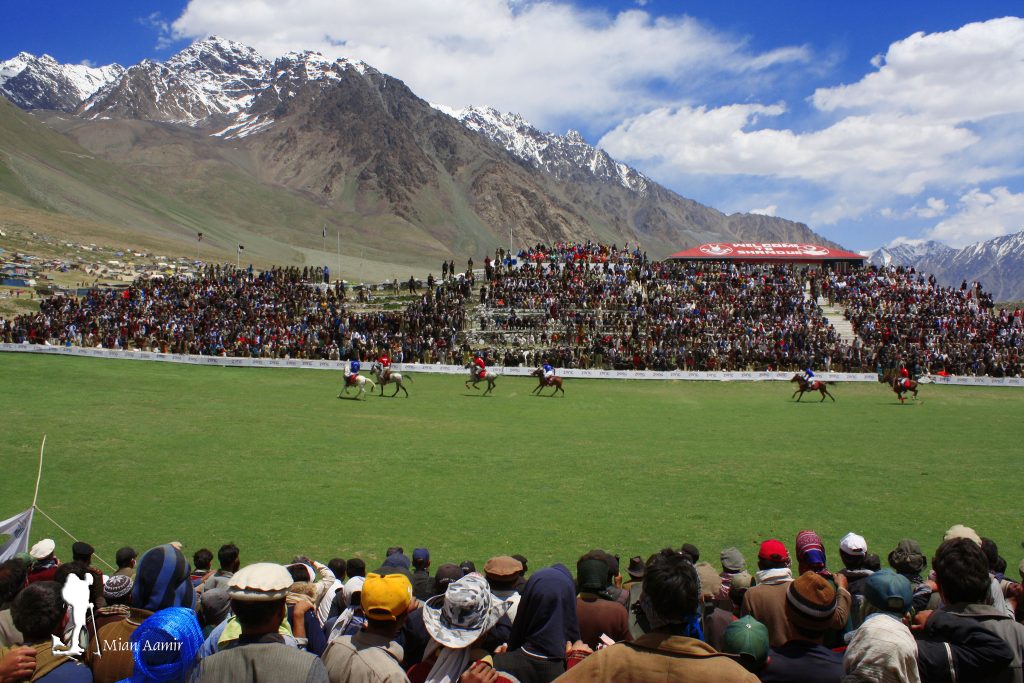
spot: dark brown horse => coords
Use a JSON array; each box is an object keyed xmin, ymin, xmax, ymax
[
  {"xmin": 892, "ymin": 377, "xmax": 919, "ymax": 404},
  {"xmin": 531, "ymin": 367, "xmax": 565, "ymax": 396},
  {"xmin": 790, "ymin": 374, "xmax": 835, "ymax": 402}
]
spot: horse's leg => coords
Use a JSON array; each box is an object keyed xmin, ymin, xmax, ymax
[
  {"xmin": 391, "ymin": 383, "xmax": 400, "ymax": 397},
  {"xmin": 826, "ymin": 387, "xmax": 835, "ymax": 402},
  {"xmin": 399, "ymin": 382, "xmax": 409, "ymax": 398}
]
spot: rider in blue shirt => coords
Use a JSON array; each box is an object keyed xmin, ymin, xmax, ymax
[
  {"xmin": 801, "ymin": 367, "xmax": 815, "ymax": 384},
  {"xmin": 542, "ymin": 362, "xmax": 555, "ymax": 384},
  {"xmin": 345, "ymin": 359, "xmax": 361, "ymax": 384}
]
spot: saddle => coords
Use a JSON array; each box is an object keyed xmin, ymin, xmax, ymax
[{"xmin": 346, "ymin": 374, "xmax": 359, "ymax": 385}]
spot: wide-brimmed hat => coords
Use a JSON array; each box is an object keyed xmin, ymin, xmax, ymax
[{"xmin": 422, "ymin": 574, "xmax": 510, "ymax": 649}]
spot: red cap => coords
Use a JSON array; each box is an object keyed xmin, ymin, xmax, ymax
[{"xmin": 758, "ymin": 539, "xmax": 789, "ymax": 562}]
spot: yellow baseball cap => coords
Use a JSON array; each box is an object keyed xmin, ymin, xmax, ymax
[{"xmin": 361, "ymin": 572, "xmax": 412, "ymax": 621}]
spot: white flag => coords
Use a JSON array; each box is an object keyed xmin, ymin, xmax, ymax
[{"xmin": 0, "ymin": 508, "xmax": 33, "ymax": 562}]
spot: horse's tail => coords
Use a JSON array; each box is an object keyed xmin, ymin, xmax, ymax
[{"xmin": 405, "ymin": 373, "xmax": 414, "ymax": 382}]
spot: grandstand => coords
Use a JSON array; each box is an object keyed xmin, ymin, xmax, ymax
[{"xmin": 1, "ymin": 241, "xmax": 1021, "ymax": 378}]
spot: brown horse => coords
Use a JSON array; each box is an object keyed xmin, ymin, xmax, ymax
[
  {"xmin": 892, "ymin": 377, "xmax": 919, "ymax": 404},
  {"xmin": 790, "ymin": 374, "xmax": 835, "ymax": 402},
  {"xmin": 531, "ymin": 367, "xmax": 565, "ymax": 396}
]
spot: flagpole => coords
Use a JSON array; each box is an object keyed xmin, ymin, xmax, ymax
[
  {"xmin": 236, "ymin": 245, "xmax": 240, "ymax": 270},
  {"xmin": 32, "ymin": 435, "xmax": 45, "ymax": 509},
  {"xmin": 337, "ymin": 230, "xmax": 341, "ymax": 281}
]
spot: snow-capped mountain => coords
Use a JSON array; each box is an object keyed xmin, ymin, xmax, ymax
[
  {"xmin": 435, "ymin": 105, "xmax": 649, "ymax": 195},
  {"xmin": 0, "ymin": 37, "xmax": 840, "ymax": 263},
  {"xmin": 0, "ymin": 52, "xmax": 123, "ymax": 111},
  {"xmin": 866, "ymin": 232, "xmax": 1024, "ymax": 301},
  {"xmin": 864, "ymin": 240, "xmax": 955, "ymax": 268},
  {"xmin": 81, "ymin": 36, "xmax": 271, "ymax": 123}
]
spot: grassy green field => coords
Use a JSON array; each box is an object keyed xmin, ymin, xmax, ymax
[{"xmin": 2, "ymin": 353, "xmax": 1022, "ymax": 575}]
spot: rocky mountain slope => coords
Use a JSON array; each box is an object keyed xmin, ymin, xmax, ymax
[{"xmin": 2, "ymin": 37, "xmax": 838, "ymax": 272}]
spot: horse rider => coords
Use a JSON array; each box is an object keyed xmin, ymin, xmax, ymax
[
  {"xmin": 472, "ymin": 354, "xmax": 487, "ymax": 380},
  {"xmin": 377, "ymin": 351, "xmax": 392, "ymax": 382},
  {"xmin": 801, "ymin": 366, "xmax": 816, "ymax": 387},
  {"xmin": 897, "ymin": 366, "xmax": 911, "ymax": 389},
  {"xmin": 542, "ymin": 361, "xmax": 556, "ymax": 385},
  {"xmin": 344, "ymin": 359, "xmax": 362, "ymax": 386}
]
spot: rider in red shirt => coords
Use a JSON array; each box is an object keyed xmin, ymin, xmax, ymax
[
  {"xmin": 378, "ymin": 351, "xmax": 392, "ymax": 382},
  {"xmin": 473, "ymin": 354, "xmax": 487, "ymax": 380},
  {"xmin": 898, "ymin": 366, "xmax": 910, "ymax": 389}
]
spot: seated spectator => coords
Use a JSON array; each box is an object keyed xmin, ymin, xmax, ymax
[
  {"xmin": 0, "ymin": 559, "xmax": 28, "ymax": 647},
  {"xmin": 933, "ymin": 538, "xmax": 1024, "ymax": 679},
  {"xmin": 575, "ymin": 553, "xmax": 630, "ymax": 648},
  {"xmin": 9, "ymin": 581, "xmax": 92, "ymax": 681},
  {"xmin": 554, "ymin": 553, "xmax": 757, "ymax": 682},
  {"xmin": 412, "ymin": 549, "xmax": 435, "ymax": 601},
  {"xmin": 492, "ymin": 565, "xmax": 580, "ymax": 683},
  {"xmin": 887, "ymin": 539, "xmax": 927, "ymax": 588},
  {"xmin": 722, "ymin": 615, "xmax": 770, "ymax": 674},
  {"xmin": 190, "ymin": 548, "xmax": 213, "ymax": 587},
  {"xmin": 758, "ymin": 572, "xmax": 844, "ymax": 683},
  {"xmin": 95, "ymin": 574, "xmax": 133, "ymax": 631},
  {"xmin": 321, "ymin": 572, "xmax": 412, "ymax": 683},
  {"xmin": 409, "ymin": 573, "xmax": 511, "ymax": 683},
  {"xmin": 707, "ymin": 571, "xmax": 751, "ymax": 651},
  {"xmin": 199, "ymin": 588, "xmax": 231, "ymax": 639},
  {"xmin": 741, "ymin": 540, "xmax": 795, "ymax": 647},
  {"xmin": 842, "ymin": 569, "xmax": 919, "ymax": 682},
  {"xmin": 200, "ymin": 543, "xmax": 239, "ymax": 593},
  {"xmin": 89, "ymin": 543, "xmax": 196, "ymax": 683},
  {"xmin": 318, "ymin": 558, "xmax": 347, "ymax": 626},
  {"xmin": 484, "ymin": 556, "xmax": 523, "ymax": 621},
  {"xmin": 195, "ymin": 562, "xmax": 328, "ymax": 682},
  {"xmin": 113, "ymin": 547, "xmax": 136, "ymax": 578},
  {"xmin": 120, "ymin": 607, "xmax": 204, "ymax": 683},
  {"xmin": 27, "ymin": 539, "xmax": 60, "ymax": 584}
]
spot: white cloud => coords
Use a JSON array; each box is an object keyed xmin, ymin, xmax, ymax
[
  {"xmin": 812, "ymin": 17, "xmax": 1024, "ymax": 124},
  {"xmin": 169, "ymin": 0, "xmax": 809, "ymax": 130},
  {"xmin": 914, "ymin": 197, "xmax": 948, "ymax": 219},
  {"xmin": 928, "ymin": 187, "xmax": 1024, "ymax": 247},
  {"xmin": 749, "ymin": 205, "xmax": 777, "ymax": 216},
  {"xmin": 600, "ymin": 17, "xmax": 1024, "ymax": 228}
]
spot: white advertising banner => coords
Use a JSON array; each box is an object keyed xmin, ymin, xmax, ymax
[{"xmin": 0, "ymin": 343, "xmax": 900, "ymax": 382}]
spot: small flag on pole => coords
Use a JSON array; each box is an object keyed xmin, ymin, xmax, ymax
[
  {"xmin": 197, "ymin": 232, "xmax": 203, "ymax": 242},
  {"xmin": 237, "ymin": 244, "xmax": 245, "ymax": 251},
  {"xmin": 322, "ymin": 226, "xmax": 326, "ymax": 239}
]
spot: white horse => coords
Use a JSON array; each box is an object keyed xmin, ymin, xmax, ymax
[
  {"xmin": 338, "ymin": 372, "xmax": 376, "ymax": 400},
  {"xmin": 464, "ymin": 362, "xmax": 498, "ymax": 396},
  {"xmin": 371, "ymin": 361, "xmax": 411, "ymax": 397}
]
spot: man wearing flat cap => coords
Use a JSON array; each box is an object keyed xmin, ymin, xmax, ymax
[
  {"xmin": 27, "ymin": 540, "xmax": 59, "ymax": 584},
  {"xmin": 485, "ymin": 556, "xmax": 524, "ymax": 622},
  {"xmin": 195, "ymin": 562, "xmax": 329, "ymax": 683}
]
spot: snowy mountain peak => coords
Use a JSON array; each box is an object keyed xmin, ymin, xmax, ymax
[
  {"xmin": 434, "ymin": 104, "xmax": 649, "ymax": 195},
  {"xmin": 0, "ymin": 51, "xmax": 123, "ymax": 111},
  {"xmin": 865, "ymin": 231, "xmax": 1024, "ymax": 301}
]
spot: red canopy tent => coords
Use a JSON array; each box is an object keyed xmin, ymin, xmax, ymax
[{"xmin": 668, "ymin": 242, "xmax": 866, "ymax": 264}]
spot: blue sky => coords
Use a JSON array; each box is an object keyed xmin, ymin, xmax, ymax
[{"xmin": 4, "ymin": 1, "xmax": 1024, "ymax": 251}]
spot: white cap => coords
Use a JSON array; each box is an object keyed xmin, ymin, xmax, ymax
[
  {"xmin": 228, "ymin": 563, "xmax": 293, "ymax": 602},
  {"xmin": 839, "ymin": 532, "xmax": 867, "ymax": 556},
  {"xmin": 29, "ymin": 539, "xmax": 55, "ymax": 560},
  {"xmin": 943, "ymin": 524, "xmax": 982, "ymax": 546}
]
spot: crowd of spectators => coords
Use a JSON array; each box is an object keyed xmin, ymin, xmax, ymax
[
  {"xmin": 3, "ymin": 524, "xmax": 1023, "ymax": 682},
  {"xmin": 824, "ymin": 268, "xmax": 1024, "ymax": 378},
  {"xmin": 3, "ymin": 242, "xmax": 1023, "ymax": 377}
]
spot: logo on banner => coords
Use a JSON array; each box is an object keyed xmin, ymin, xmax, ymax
[
  {"xmin": 52, "ymin": 573, "xmax": 96, "ymax": 658},
  {"xmin": 700, "ymin": 243, "xmax": 733, "ymax": 256}
]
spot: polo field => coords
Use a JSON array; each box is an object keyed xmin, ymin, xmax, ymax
[{"xmin": 2, "ymin": 352, "xmax": 1021, "ymax": 571}]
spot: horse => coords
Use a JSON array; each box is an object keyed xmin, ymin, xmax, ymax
[
  {"xmin": 371, "ymin": 361, "xmax": 411, "ymax": 397},
  {"xmin": 790, "ymin": 374, "xmax": 835, "ymax": 402},
  {"xmin": 464, "ymin": 362, "xmax": 497, "ymax": 396},
  {"xmin": 530, "ymin": 367, "xmax": 565, "ymax": 396},
  {"xmin": 338, "ymin": 372, "xmax": 376, "ymax": 400},
  {"xmin": 892, "ymin": 377, "xmax": 919, "ymax": 404}
]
